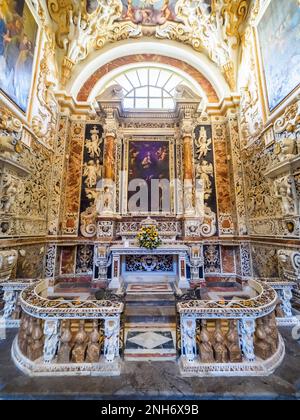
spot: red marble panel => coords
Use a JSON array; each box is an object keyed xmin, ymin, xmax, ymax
[
  {"xmin": 60, "ymin": 247, "xmax": 76, "ymax": 275},
  {"xmin": 214, "ymin": 133, "xmax": 232, "ymax": 214},
  {"xmin": 221, "ymin": 247, "xmax": 236, "ymax": 274}
]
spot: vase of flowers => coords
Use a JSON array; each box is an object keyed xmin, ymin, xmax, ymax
[{"xmin": 137, "ymin": 225, "xmax": 162, "ymax": 250}]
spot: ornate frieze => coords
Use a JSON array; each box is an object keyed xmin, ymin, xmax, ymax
[
  {"xmin": 125, "ymin": 255, "xmax": 174, "ymax": 273},
  {"xmin": 44, "ymin": 245, "xmax": 57, "ymax": 280},
  {"xmin": 76, "ymin": 245, "xmax": 94, "ymax": 275},
  {"xmin": 203, "ymin": 245, "xmax": 221, "ymax": 274},
  {"xmin": 240, "ymin": 244, "xmax": 252, "ymax": 278}
]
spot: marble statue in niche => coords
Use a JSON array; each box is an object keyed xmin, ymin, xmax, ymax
[
  {"xmin": 85, "ymin": 126, "xmax": 103, "ymax": 159},
  {"xmin": 195, "ymin": 126, "xmax": 212, "ymax": 160},
  {"xmin": 278, "ymin": 137, "xmax": 298, "ymax": 162},
  {"xmin": 275, "ymin": 176, "xmax": 298, "ymax": 216},
  {"xmin": 196, "ymin": 160, "xmax": 214, "ymax": 200},
  {"xmin": 83, "ymin": 160, "xmax": 102, "ymax": 188}
]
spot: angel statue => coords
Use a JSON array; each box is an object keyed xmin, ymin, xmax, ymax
[
  {"xmin": 85, "ymin": 126, "xmax": 103, "ymax": 158},
  {"xmin": 83, "ymin": 160, "xmax": 102, "ymax": 188},
  {"xmin": 195, "ymin": 126, "xmax": 212, "ymax": 160},
  {"xmin": 196, "ymin": 160, "xmax": 214, "ymax": 198}
]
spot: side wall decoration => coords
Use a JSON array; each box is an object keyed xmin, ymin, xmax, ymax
[
  {"xmin": 80, "ymin": 123, "xmax": 105, "ymax": 216},
  {"xmin": 194, "ymin": 124, "xmax": 218, "ymax": 235}
]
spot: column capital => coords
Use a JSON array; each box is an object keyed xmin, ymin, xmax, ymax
[{"xmin": 180, "ymin": 119, "xmax": 194, "ymax": 138}]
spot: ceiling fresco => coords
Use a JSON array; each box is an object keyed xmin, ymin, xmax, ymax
[{"xmin": 46, "ymin": 0, "xmax": 250, "ymax": 90}]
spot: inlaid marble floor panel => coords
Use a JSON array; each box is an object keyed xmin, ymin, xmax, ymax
[{"xmin": 124, "ymin": 328, "xmax": 177, "ymax": 361}]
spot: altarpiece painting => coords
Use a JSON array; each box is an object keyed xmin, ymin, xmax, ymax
[{"xmin": 126, "ymin": 139, "xmax": 174, "ymax": 214}]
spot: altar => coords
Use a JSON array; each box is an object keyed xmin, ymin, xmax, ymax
[{"xmin": 108, "ymin": 244, "xmax": 192, "ymax": 289}]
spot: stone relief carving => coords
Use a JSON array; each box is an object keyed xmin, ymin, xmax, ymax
[
  {"xmin": 252, "ymin": 246, "xmax": 279, "ymax": 280},
  {"xmin": 243, "ymin": 140, "xmax": 281, "ymax": 225},
  {"xmin": 0, "ymin": 250, "xmax": 18, "ymax": 282},
  {"xmin": 0, "ymin": 110, "xmax": 23, "ymax": 159},
  {"xmin": 17, "ymin": 247, "xmax": 45, "ymax": 280},
  {"xmin": 278, "ymin": 249, "xmax": 300, "ymax": 283},
  {"xmin": 274, "ymin": 176, "xmax": 299, "ymax": 217},
  {"xmin": 238, "ymin": 27, "xmax": 263, "ymax": 145}
]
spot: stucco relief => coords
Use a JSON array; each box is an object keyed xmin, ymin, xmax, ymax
[
  {"xmin": 243, "ymin": 141, "xmax": 281, "ymax": 222},
  {"xmin": 252, "ymin": 245, "xmax": 279, "ymax": 280},
  {"xmin": 238, "ymin": 27, "xmax": 263, "ymax": 145}
]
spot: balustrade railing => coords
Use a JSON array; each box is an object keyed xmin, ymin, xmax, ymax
[
  {"xmin": 12, "ymin": 280, "xmax": 125, "ymax": 376},
  {"xmin": 176, "ymin": 280, "xmax": 285, "ymax": 376}
]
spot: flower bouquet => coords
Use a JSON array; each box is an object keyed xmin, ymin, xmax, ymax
[{"xmin": 137, "ymin": 226, "xmax": 162, "ymax": 250}]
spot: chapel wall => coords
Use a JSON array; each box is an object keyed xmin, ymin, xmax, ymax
[{"xmin": 237, "ymin": 1, "xmax": 300, "ymax": 283}]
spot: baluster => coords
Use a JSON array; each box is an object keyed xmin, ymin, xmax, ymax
[
  {"xmin": 86, "ymin": 320, "xmax": 101, "ymax": 363},
  {"xmin": 199, "ymin": 320, "xmax": 214, "ymax": 363},
  {"xmin": 57, "ymin": 320, "xmax": 72, "ymax": 364},
  {"xmin": 71, "ymin": 320, "xmax": 87, "ymax": 363}
]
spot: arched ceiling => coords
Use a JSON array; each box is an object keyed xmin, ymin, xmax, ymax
[
  {"xmin": 76, "ymin": 54, "xmax": 219, "ymax": 104},
  {"xmin": 46, "ymin": 0, "xmax": 252, "ymax": 93}
]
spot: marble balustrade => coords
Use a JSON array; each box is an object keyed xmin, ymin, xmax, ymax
[
  {"xmin": 11, "ymin": 280, "xmax": 125, "ymax": 376},
  {"xmin": 176, "ymin": 280, "xmax": 286, "ymax": 377}
]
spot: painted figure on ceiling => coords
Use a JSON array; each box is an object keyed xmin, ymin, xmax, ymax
[{"xmin": 121, "ymin": 0, "xmax": 177, "ymax": 25}]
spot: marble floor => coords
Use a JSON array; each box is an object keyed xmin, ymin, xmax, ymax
[{"xmin": 0, "ymin": 329, "xmax": 300, "ymax": 400}]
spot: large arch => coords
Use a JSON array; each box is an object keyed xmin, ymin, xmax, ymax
[
  {"xmin": 68, "ymin": 40, "xmax": 231, "ymax": 103},
  {"xmin": 76, "ymin": 55, "xmax": 219, "ymax": 104}
]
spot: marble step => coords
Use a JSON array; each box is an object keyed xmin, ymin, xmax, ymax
[
  {"xmin": 126, "ymin": 293, "xmax": 175, "ymax": 301},
  {"xmin": 124, "ymin": 328, "xmax": 177, "ymax": 361}
]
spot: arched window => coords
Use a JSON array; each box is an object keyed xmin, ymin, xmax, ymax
[{"xmin": 113, "ymin": 67, "xmax": 187, "ymax": 110}]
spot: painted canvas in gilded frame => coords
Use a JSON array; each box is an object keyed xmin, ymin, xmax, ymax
[
  {"xmin": 0, "ymin": 0, "xmax": 39, "ymax": 113},
  {"xmin": 257, "ymin": 0, "xmax": 300, "ymax": 112}
]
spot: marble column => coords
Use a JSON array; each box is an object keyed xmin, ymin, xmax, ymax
[
  {"xmin": 181, "ymin": 117, "xmax": 195, "ymax": 217},
  {"xmin": 104, "ymin": 134, "xmax": 116, "ymax": 181},
  {"xmin": 102, "ymin": 109, "xmax": 118, "ymax": 217},
  {"xmin": 180, "ymin": 109, "xmax": 195, "ymax": 217}
]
